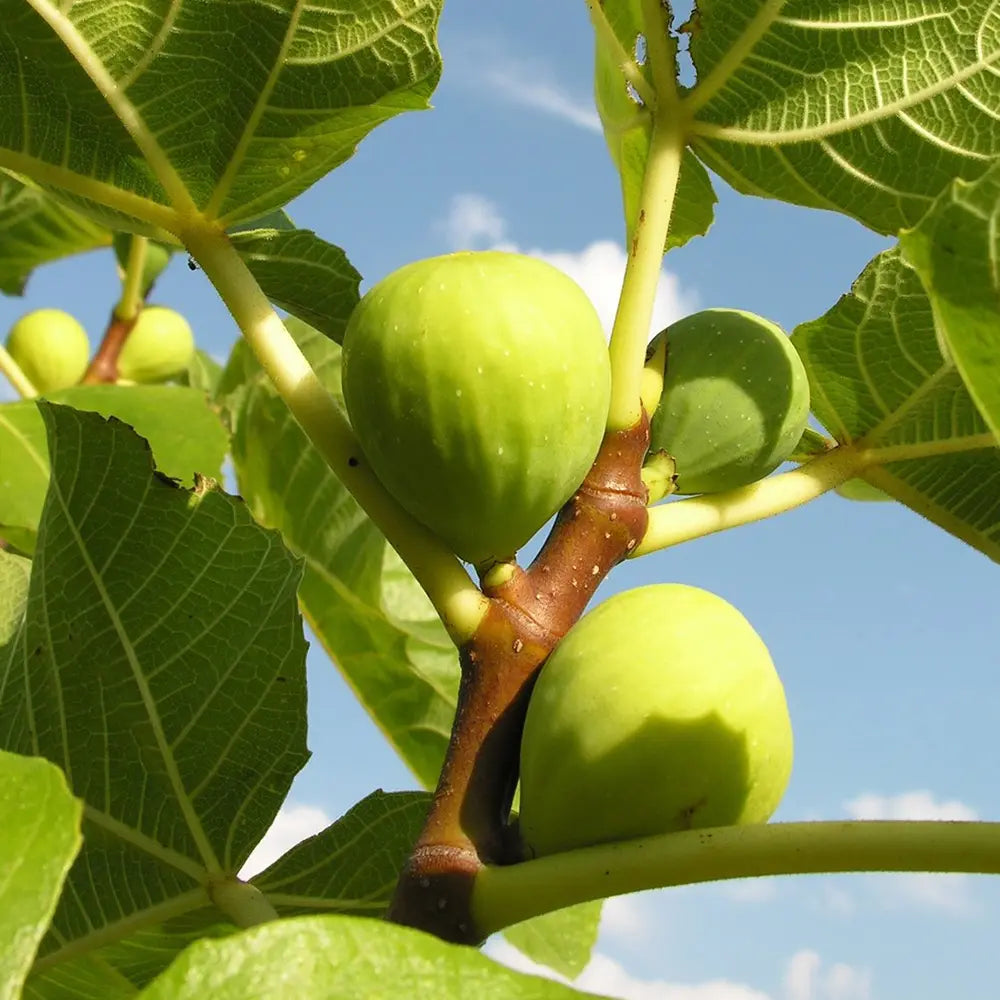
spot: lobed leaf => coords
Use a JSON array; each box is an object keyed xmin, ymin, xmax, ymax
[
  {"xmin": 0, "ymin": 1, "xmax": 444, "ymax": 235},
  {"xmin": 0, "ymin": 174, "xmax": 109, "ymax": 296},
  {"xmin": 900, "ymin": 158, "xmax": 1000, "ymax": 439},
  {"xmin": 0, "ymin": 385, "xmax": 229, "ymax": 552},
  {"xmin": 0, "ymin": 404, "xmax": 308, "ymax": 974},
  {"xmin": 684, "ymin": 0, "xmax": 1000, "ymax": 234},
  {"xmin": 793, "ymin": 248, "xmax": 1000, "ymax": 559},
  {"xmin": 134, "ymin": 915, "xmax": 611, "ymax": 1000},
  {"xmin": 0, "ymin": 747, "xmax": 82, "ymax": 1000}
]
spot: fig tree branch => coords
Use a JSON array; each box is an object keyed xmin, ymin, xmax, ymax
[
  {"xmin": 387, "ymin": 417, "xmax": 650, "ymax": 942},
  {"xmin": 471, "ymin": 819, "xmax": 1000, "ymax": 938},
  {"xmin": 182, "ymin": 225, "xmax": 489, "ymax": 645},
  {"xmin": 633, "ymin": 445, "xmax": 862, "ymax": 556}
]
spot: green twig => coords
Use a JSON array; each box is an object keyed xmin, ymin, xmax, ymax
[
  {"xmin": 0, "ymin": 343, "xmax": 38, "ymax": 398},
  {"xmin": 633, "ymin": 446, "xmax": 861, "ymax": 556},
  {"xmin": 115, "ymin": 235, "xmax": 149, "ymax": 321},
  {"xmin": 472, "ymin": 819, "xmax": 1000, "ymax": 938}
]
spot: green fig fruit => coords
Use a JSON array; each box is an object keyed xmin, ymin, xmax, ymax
[
  {"xmin": 117, "ymin": 306, "xmax": 195, "ymax": 383},
  {"xmin": 518, "ymin": 583, "xmax": 793, "ymax": 857},
  {"xmin": 647, "ymin": 309, "xmax": 810, "ymax": 494},
  {"xmin": 6, "ymin": 309, "xmax": 90, "ymax": 393},
  {"xmin": 341, "ymin": 251, "xmax": 612, "ymax": 568}
]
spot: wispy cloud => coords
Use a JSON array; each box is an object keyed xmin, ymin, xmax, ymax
[
  {"xmin": 784, "ymin": 950, "xmax": 871, "ymax": 1000},
  {"xmin": 481, "ymin": 63, "xmax": 602, "ymax": 132}
]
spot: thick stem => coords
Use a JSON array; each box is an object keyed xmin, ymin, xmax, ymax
[
  {"xmin": 388, "ymin": 418, "xmax": 650, "ymax": 942},
  {"xmin": 81, "ymin": 311, "xmax": 137, "ymax": 385},
  {"xmin": 606, "ymin": 124, "xmax": 685, "ymax": 431},
  {"xmin": 633, "ymin": 446, "xmax": 863, "ymax": 556},
  {"xmin": 182, "ymin": 225, "xmax": 488, "ymax": 645},
  {"xmin": 471, "ymin": 820, "xmax": 1000, "ymax": 938}
]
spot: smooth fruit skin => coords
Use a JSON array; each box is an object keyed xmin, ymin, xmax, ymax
[
  {"xmin": 117, "ymin": 306, "xmax": 195, "ymax": 382},
  {"xmin": 6, "ymin": 309, "xmax": 90, "ymax": 393},
  {"xmin": 518, "ymin": 584, "xmax": 793, "ymax": 857},
  {"xmin": 648, "ymin": 309, "xmax": 810, "ymax": 494},
  {"xmin": 341, "ymin": 251, "xmax": 612, "ymax": 568}
]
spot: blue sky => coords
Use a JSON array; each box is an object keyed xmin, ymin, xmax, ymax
[{"xmin": 3, "ymin": 3, "xmax": 999, "ymax": 998}]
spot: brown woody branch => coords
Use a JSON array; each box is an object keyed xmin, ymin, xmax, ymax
[
  {"xmin": 387, "ymin": 413, "xmax": 650, "ymax": 943},
  {"xmin": 81, "ymin": 311, "xmax": 137, "ymax": 385}
]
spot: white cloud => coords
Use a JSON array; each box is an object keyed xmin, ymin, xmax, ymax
[
  {"xmin": 481, "ymin": 62, "xmax": 602, "ymax": 132},
  {"xmin": 437, "ymin": 194, "xmax": 695, "ymax": 342},
  {"xmin": 783, "ymin": 950, "xmax": 871, "ymax": 1000},
  {"xmin": 488, "ymin": 939, "xmax": 770, "ymax": 1000},
  {"xmin": 239, "ymin": 804, "xmax": 332, "ymax": 879},
  {"xmin": 600, "ymin": 895, "xmax": 649, "ymax": 938},
  {"xmin": 439, "ymin": 193, "xmax": 508, "ymax": 251},
  {"xmin": 843, "ymin": 791, "xmax": 978, "ymax": 914},
  {"xmin": 844, "ymin": 790, "xmax": 977, "ymax": 822}
]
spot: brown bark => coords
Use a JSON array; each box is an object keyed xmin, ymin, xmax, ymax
[{"xmin": 387, "ymin": 414, "xmax": 650, "ymax": 943}]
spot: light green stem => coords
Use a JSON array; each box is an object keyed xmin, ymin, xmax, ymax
[
  {"xmin": 633, "ymin": 446, "xmax": 861, "ymax": 556},
  {"xmin": 183, "ymin": 227, "xmax": 489, "ymax": 645},
  {"xmin": 472, "ymin": 820, "xmax": 1000, "ymax": 938},
  {"xmin": 605, "ymin": 0, "xmax": 684, "ymax": 432},
  {"xmin": 0, "ymin": 343, "xmax": 38, "ymax": 399},
  {"xmin": 115, "ymin": 235, "xmax": 149, "ymax": 321},
  {"xmin": 210, "ymin": 878, "xmax": 280, "ymax": 927},
  {"xmin": 607, "ymin": 123, "xmax": 685, "ymax": 431}
]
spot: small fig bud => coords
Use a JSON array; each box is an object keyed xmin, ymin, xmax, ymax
[{"xmin": 647, "ymin": 309, "xmax": 810, "ymax": 494}]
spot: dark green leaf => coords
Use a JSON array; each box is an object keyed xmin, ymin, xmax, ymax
[{"xmin": 0, "ymin": 404, "xmax": 308, "ymax": 970}]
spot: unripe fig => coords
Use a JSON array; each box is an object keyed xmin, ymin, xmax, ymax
[
  {"xmin": 341, "ymin": 251, "xmax": 612, "ymax": 568},
  {"xmin": 647, "ymin": 309, "xmax": 810, "ymax": 494},
  {"xmin": 117, "ymin": 306, "xmax": 195, "ymax": 382},
  {"xmin": 6, "ymin": 309, "xmax": 90, "ymax": 393},
  {"xmin": 518, "ymin": 584, "xmax": 793, "ymax": 857}
]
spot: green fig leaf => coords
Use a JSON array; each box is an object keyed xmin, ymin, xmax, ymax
[
  {"xmin": 0, "ymin": 747, "xmax": 82, "ymax": 1000},
  {"xmin": 0, "ymin": 403, "xmax": 307, "ymax": 972},
  {"xmin": 900, "ymin": 159, "xmax": 1000, "ymax": 440},
  {"xmin": 230, "ymin": 227, "xmax": 361, "ymax": 345},
  {"xmin": 0, "ymin": 174, "xmax": 109, "ymax": 296},
  {"xmin": 249, "ymin": 790, "xmax": 430, "ymax": 917},
  {"xmin": 793, "ymin": 248, "xmax": 1000, "ymax": 560},
  {"xmin": 135, "ymin": 916, "xmax": 610, "ymax": 1000},
  {"xmin": 682, "ymin": 0, "xmax": 1000, "ymax": 234},
  {"xmin": 0, "ymin": 386, "xmax": 229, "ymax": 551},
  {"xmin": 502, "ymin": 901, "xmax": 604, "ymax": 980},
  {"xmin": 0, "ymin": 2, "xmax": 443, "ymax": 236}
]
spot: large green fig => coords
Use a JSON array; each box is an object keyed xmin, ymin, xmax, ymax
[
  {"xmin": 6, "ymin": 309, "xmax": 90, "ymax": 393},
  {"xmin": 341, "ymin": 251, "xmax": 612, "ymax": 568},
  {"xmin": 647, "ymin": 309, "xmax": 810, "ymax": 494},
  {"xmin": 518, "ymin": 583, "xmax": 793, "ymax": 857},
  {"xmin": 117, "ymin": 306, "xmax": 195, "ymax": 382}
]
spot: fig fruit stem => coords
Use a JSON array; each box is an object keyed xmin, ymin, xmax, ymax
[
  {"xmin": 606, "ymin": 125, "xmax": 685, "ymax": 432},
  {"xmin": 182, "ymin": 226, "xmax": 488, "ymax": 645},
  {"xmin": 471, "ymin": 819, "xmax": 1000, "ymax": 938},
  {"xmin": 81, "ymin": 312, "xmax": 137, "ymax": 385},
  {"xmin": 633, "ymin": 445, "xmax": 863, "ymax": 556},
  {"xmin": 0, "ymin": 343, "xmax": 38, "ymax": 398},
  {"xmin": 115, "ymin": 235, "xmax": 149, "ymax": 322}
]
